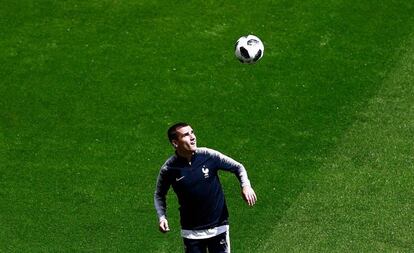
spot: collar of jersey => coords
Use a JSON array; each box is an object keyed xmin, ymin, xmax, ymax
[{"xmin": 174, "ymin": 149, "xmax": 198, "ymax": 165}]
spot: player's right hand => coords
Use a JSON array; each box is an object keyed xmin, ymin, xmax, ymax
[{"xmin": 159, "ymin": 219, "xmax": 170, "ymax": 233}]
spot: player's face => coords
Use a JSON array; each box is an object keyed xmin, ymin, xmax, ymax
[{"xmin": 174, "ymin": 126, "xmax": 197, "ymax": 154}]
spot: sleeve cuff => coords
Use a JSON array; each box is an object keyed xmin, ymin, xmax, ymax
[{"xmin": 159, "ymin": 215, "xmax": 167, "ymax": 222}]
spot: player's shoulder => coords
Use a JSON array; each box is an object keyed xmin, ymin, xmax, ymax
[
  {"xmin": 160, "ymin": 155, "xmax": 178, "ymax": 171},
  {"xmin": 196, "ymin": 147, "xmax": 221, "ymax": 157}
]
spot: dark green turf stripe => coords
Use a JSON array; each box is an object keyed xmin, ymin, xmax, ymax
[{"xmin": 260, "ymin": 33, "xmax": 414, "ymax": 252}]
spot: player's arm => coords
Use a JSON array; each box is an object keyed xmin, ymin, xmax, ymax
[
  {"xmin": 210, "ymin": 149, "xmax": 257, "ymax": 206},
  {"xmin": 154, "ymin": 166, "xmax": 171, "ymax": 233}
]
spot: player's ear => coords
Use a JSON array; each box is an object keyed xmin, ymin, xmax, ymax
[{"xmin": 172, "ymin": 140, "xmax": 178, "ymax": 148}]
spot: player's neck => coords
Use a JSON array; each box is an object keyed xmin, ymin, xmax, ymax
[{"xmin": 176, "ymin": 150, "xmax": 194, "ymax": 162}]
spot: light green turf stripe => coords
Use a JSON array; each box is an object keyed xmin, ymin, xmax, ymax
[{"xmin": 260, "ymin": 35, "xmax": 414, "ymax": 252}]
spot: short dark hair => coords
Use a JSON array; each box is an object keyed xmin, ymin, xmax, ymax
[{"xmin": 167, "ymin": 122, "xmax": 190, "ymax": 143}]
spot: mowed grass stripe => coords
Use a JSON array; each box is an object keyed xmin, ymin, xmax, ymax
[{"xmin": 260, "ymin": 35, "xmax": 414, "ymax": 252}]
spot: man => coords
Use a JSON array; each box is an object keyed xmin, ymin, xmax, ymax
[{"xmin": 154, "ymin": 122, "xmax": 257, "ymax": 253}]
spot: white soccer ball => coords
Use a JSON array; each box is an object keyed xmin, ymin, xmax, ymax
[{"xmin": 235, "ymin": 35, "xmax": 264, "ymax": 64}]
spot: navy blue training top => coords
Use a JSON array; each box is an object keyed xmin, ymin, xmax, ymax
[{"xmin": 154, "ymin": 147, "xmax": 251, "ymax": 230}]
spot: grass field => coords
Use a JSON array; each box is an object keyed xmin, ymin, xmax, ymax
[{"xmin": 1, "ymin": 0, "xmax": 414, "ymax": 252}]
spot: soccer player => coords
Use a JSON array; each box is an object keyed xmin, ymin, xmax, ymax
[{"xmin": 154, "ymin": 122, "xmax": 257, "ymax": 253}]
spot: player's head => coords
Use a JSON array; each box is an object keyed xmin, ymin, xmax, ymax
[
  {"xmin": 167, "ymin": 122, "xmax": 197, "ymax": 153},
  {"xmin": 168, "ymin": 122, "xmax": 189, "ymax": 143}
]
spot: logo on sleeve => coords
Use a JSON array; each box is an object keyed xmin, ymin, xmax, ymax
[{"xmin": 202, "ymin": 166, "xmax": 209, "ymax": 179}]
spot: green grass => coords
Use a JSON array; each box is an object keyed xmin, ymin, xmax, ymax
[
  {"xmin": 1, "ymin": 0, "xmax": 414, "ymax": 252},
  {"xmin": 260, "ymin": 34, "xmax": 414, "ymax": 252}
]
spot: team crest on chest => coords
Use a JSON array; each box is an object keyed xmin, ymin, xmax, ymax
[{"xmin": 201, "ymin": 165, "xmax": 209, "ymax": 179}]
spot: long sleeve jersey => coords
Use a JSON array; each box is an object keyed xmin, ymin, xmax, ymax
[{"xmin": 154, "ymin": 147, "xmax": 251, "ymax": 230}]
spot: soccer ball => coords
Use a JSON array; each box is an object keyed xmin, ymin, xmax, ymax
[{"xmin": 235, "ymin": 35, "xmax": 264, "ymax": 64}]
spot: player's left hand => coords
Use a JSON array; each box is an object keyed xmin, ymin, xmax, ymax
[{"xmin": 242, "ymin": 185, "xmax": 257, "ymax": 206}]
